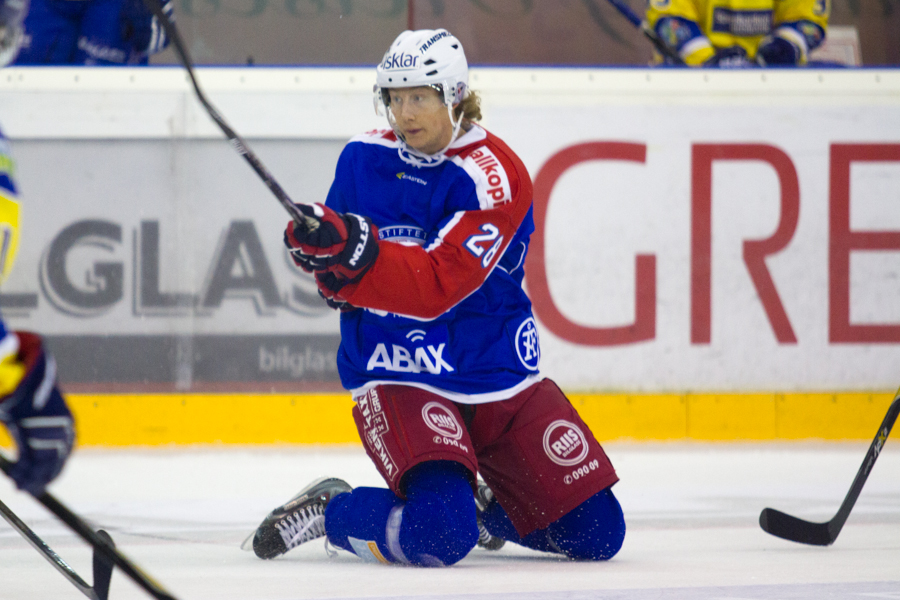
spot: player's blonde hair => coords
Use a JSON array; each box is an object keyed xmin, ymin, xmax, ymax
[{"xmin": 454, "ymin": 90, "xmax": 482, "ymax": 124}]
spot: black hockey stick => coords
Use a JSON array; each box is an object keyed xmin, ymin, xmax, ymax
[
  {"xmin": 142, "ymin": 0, "xmax": 318, "ymax": 231},
  {"xmin": 0, "ymin": 455, "xmax": 179, "ymax": 600},
  {"xmin": 0, "ymin": 496, "xmax": 114, "ymax": 600},
  {"xmin": 601, "ymin": 0, "xmax": 686, "ymax": 65},
  {"xmin": 759, "ymin": 387, "xmax": 900, "ymax": 546}
]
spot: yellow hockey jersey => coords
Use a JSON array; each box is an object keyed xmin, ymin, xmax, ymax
[
  {"xmin": 646, "ymin": 0, "xmax": 829, "ymax": 65},
  {"xmin": 0, "ymin": 130, "xmax": 19, "ymax": 284}
]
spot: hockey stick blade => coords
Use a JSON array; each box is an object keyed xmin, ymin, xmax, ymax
[
  {"xmin": 92, "ymin": 529, "xmax": 116, "ymax": 600},
  {"xmin": 759, "ymin": 388, "xmax": 900, "ymax": 546},
  {"xmin": 0, "ymin": 496, "xmax": 101, "ymax": 599},
  {"xmin": 141, "ymin": 0, "xmax": 318, "ymax": 232},
  {"xmin": 0, "ymin": 455, "xmax": 179, "ymax": 600},
  {"xmin": 759, "ymin": 507, "xmax": 834, "ymax": 546}
]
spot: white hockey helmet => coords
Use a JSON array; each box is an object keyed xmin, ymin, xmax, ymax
[{"xmin": 374, "ymin": 28, "xmax": 468, "ymax": 113}]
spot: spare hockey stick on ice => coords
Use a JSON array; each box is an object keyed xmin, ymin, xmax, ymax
[
  {"xmin": 142, "ymin": 0, "xmax": 318, "ymax": 232},
  {"xmin": 0, "ymin": 455, "xmax": 179, "ymax": 600},
  {"xmin": 759, "ymin": 387, "xmax": 900, "ymax": 546},
  {"xmin": 0, "ymin": 496, "xmax": 114, "ymax": 600},
  {"xmin": 602, "ymin": 0, "xmax": 685, "ymax": 65}
]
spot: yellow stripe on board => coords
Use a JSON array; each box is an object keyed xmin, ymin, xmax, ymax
[
  {"xmin": 0, "ymin": 391, "xmax": 895, "ymax": 447},
  {"xmin": 74, "ymin": 394, "xmax": 357, "ymax": 446},
  {"xmin": 570, "ymin": 391, "xmax": 896, "ymax": 441}
]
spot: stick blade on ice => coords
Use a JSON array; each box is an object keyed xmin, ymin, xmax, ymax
[
  {"xmin": 759, "ymin": 388, "xmax": 899, "ymax": 547},
  {"xmin": 759, "ymin": 507, "xmax": 834, "ymax": 546}
]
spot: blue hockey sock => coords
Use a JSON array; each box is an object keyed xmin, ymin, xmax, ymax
[
  {"xmin": 482, "ymin": 487, "xmax": 626, "ymax": 560},
  {"xmin": 397, "ymin": 461, "xmax": 479, "ymax": 566},
  {"xmin": 324, "ymin": 485, "xmax": 400, "ymax": 564},
  {"xmin": 324, "ymin": 461, "xmax": 478, "ymax": 567}
]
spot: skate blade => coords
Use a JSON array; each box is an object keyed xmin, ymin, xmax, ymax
[{"xmin": 240, "ymin": 531, "xmax": 256, "ymax": 551}]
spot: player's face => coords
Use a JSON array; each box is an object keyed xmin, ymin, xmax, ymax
[{"xmin": 387, "ymin": 86, "xmax": 454, "ymax": 155}]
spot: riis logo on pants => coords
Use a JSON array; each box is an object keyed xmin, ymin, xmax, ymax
[
  {"xmin": 422, "ymin": 401, "xmax": 469, "ymax": 453},
  {"xmin": 422, "ymin": 402, "xmax": 462, "ymax": 440},
  {"xmin": 543, "ymin": 419, "xmax": 588, "ymax": 467}
]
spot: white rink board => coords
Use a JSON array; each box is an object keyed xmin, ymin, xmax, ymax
[{"xmin": 0, "ymin": 67, "xmax": 898, "ymax": 391}]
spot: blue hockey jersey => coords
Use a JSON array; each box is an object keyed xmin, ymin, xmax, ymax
[{"xmin": 324, "ymin": 125, "xmax": 542, "ymax": 404}]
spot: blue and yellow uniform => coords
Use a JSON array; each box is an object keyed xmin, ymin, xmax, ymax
[
  {"xmin": 0, "ymin": 130, "xmax": 23, "ymax": 394},
  {"xmin": 646, "ymin": 0, "xmax": 829, "ymax": 66},
  {"xmin": 0, "ymin": 132, "xmax": 19, "ymax": 285},
  {"xmin": 0, "ymin": 127, "xmax": 75, "ymax": 496}
]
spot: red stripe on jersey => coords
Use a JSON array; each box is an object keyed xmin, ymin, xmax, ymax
[{"xmin": 340, "ymin": 130, "xmax": 533, "ymax": 320}]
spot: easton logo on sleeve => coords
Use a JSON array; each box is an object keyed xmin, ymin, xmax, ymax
[{"xmin": 396, "ymin": 172, "xmax": 428, "ymax": 186}]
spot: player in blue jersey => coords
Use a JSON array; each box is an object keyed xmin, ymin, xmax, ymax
[
  {"xmin": 0, "ymin": 0, "xmax": 75, "ymax": 497},
  {"xmin": 247, "ymin": 29, "xmax": 625, "ymax": 567},
  {"xmin": 13, "ymin": 0, "xmax": 172, "ymax": 65}
]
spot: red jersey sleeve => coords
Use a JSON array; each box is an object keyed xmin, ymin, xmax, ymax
[{"xmin": 339, "ymin": 132, "xmax": 533, "ymax": 320}]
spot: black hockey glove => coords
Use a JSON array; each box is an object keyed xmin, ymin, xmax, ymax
[
  {"xmin": 705, "ymin": 46, "xmax": 755, "ymax": 68},
  {"xmin": 284, "ymin": 240, "xmax": 317, "ymax": 274},
  {"xmin": 284, "ymin": 203, "xmax": 379, "ymax": 283},
  {"xmin": 756, "ymin": 36, "xmax": 802, "ymax": 66},
  {"xmin": 121, "ymin": 0, "xmax": 174, "ymax": 59},
  {"xmin": 315, "ymin": 272, "xmax": 356, "ymax": 312},
  {"xmin": 0, "ymin": 332, "xmax": 74, "ymax": 496}
]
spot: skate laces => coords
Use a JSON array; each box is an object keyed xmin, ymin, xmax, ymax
[
  {"xmin": 476, "ymin": 520, "xmax": 493, "ymax": 546},
  {"xmin": 474, "ymin": 480, "xmax": 505, "ymax": 551},
  {"xmin": 275, "ymin": 505, "xmax": 326, "ymax": 550}
]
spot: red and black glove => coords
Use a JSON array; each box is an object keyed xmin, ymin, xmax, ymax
[
  {"xmin": 283, "ymin": 203, "xmax": 379, "ymax": 283},
  {"xmin": 315, "ymin": 272, "xmax": 356, "ymax": 312}
]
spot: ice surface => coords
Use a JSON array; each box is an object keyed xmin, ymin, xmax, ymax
[{"xmin": 1, "ymin": 443, "xmax": 898, "ymax": 600}]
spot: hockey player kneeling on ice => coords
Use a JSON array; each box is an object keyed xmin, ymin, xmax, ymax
[{"xmin": 247, "ymin": 28, "xmax": 626, "ymax": 567}]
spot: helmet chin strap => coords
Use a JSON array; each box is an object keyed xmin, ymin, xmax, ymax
[{"xmin": 388, "ymin": 103, "xmax": 464, "ymax": 168}]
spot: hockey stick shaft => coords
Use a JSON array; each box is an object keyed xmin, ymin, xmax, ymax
[
  {"xmin": 603, "ymin": 0, "xmax": 686, "ymax": 65},
  {"xmin": 829, "ymin": 391, "xmax": 900, "ymax": 523},
  {"xmin": 760, "ymin": 387, "xmax": 900, "ymax": 545},
  {"xmin": 0, "ymin": 455, "xmax": 179, "ymax": 600},
  {"xmin": 142, "ymin": 0, "xmax": 317, "ymax": 231},
  {"xmin": 0, "ymin": 496, "xmax": 99, "ymax": 600}
]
